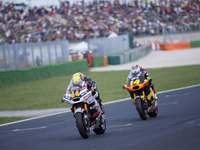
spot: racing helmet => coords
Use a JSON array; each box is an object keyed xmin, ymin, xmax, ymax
[
  {"xmin": 131, "ymin": 65, "xmax": 140, "ymax": 74},
  {"xmin": 72, "ymin": 72, "xmax": 84, "ymax": 84},
  {"xmin": 78, "ymin": 72, "xmax": 84, "ymax": 80}
]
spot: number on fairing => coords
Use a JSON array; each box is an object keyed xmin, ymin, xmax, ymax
[
  {"xmin": 134, "ymin": 79, "xmax": 140, "ymax": 84},
  {"xmin": 71, "ymin": 90, "xmax": 79, "ymax": 97},
  {"xmin": 131, "ymin": 79, "xmax": 140, "ymax": 86}
]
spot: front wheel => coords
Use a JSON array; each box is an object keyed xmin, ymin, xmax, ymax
[
  {"xmin": 135, "ymin": 98, "xmax": 147, "ymax": 120},
  {"xmin": 75, "ymin": 112, "xmax": 90, "ymax": 139}
]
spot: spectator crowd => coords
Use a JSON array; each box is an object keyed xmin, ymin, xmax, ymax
[{"xmin": 0, "ymin": 0, "xmax": 200, "ymax": 44}]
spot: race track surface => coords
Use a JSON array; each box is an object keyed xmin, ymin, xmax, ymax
[{"xmin": 0, "ymin": 85, "xmax": 200, "ymax": 150}]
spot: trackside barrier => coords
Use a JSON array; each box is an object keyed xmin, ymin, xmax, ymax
[
  {"xmin": 108, "ymin": 46, "xmax": 150, "ymax": 65},
  {"xmin": 160, "ymin": 41, "xmax": 190, "ymax": 50},
  {"xmin": 160, "ymin": 40, "xmax": 200, "ymax": 51},
  {"xmin": 0, "ymin": 60, "xmax": 88, "ymax": 85},
  {"xmin": 108, "ymin": 56, "xmax": 120, "ymax": 65},
  {"xmin": 92, "ymin": 56, "xmax": 105, "ymax": 67},
  {"xmin": 91, "ymin": 56, "xmax": 108, "ymax": 67},
  {"xmin": 148, "ymin": 41, "xmax": 162, "ymax": 50},
  {"xmin": 88, "ymin": 53, "xmax": 92, "ymax": 67},
  {"xmin": 190, "ymin": 41, "xmax": 200, "ymax": 48},
  {"xmin": 104, "ymin": 56, "xmax": 108, "ymax": 66}
]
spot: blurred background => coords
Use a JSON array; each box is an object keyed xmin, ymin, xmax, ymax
[{"xmin": 0, "ymin": 0, "xmax": 200, "ymax": 71}]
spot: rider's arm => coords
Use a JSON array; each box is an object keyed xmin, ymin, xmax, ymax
[
  {"xmin": 139, "ymin": 66, "xmax": 149, "ymax": 78},
  {"xmin": 139, "ymin": 66, "xmax": 153, "ymax": 86},
  {"xmin": 83, "ymin": 76, "xmax": 96, "ymax": 90},
  {"xmin": 83, "ymin": 76, "xmax": 93, "ymax": 82}
]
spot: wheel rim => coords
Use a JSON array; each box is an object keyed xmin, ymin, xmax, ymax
[
  {"xmin": 83, "ymin": 114, "xmax": 90, "ymax": 131},
  {"xmin": 101, "ymin": 119, "xmax": 106, "ymax": 130}
]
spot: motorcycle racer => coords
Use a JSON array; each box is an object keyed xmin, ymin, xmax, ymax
[
  {"xmin": 126, "ymin": 65, "xmax": 158, "ymax": 110},
  {"xmin": 62, "ymin": 72, "xmax": 105, "ymax": 113}
]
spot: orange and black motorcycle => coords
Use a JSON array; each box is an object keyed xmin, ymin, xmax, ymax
[{"xmin": 123, "ymin": 71, "xmax": 158, "ymax": 120}]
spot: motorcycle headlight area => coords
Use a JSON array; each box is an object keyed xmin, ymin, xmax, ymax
[
  {"xmin": 133, "ymin": 86, "xmax": 139, "ymax": 89},
  {"xmin": 71, "ymin": 97, "xmax": 80, "ymax": 102}
]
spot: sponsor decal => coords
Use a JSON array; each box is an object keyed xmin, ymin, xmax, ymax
[
  {"xmin": 81, "ymin": 86, "xmax": 87, "ymax": 90},
  {"xmin": 83, "ymin": 93, "xmax": 91, "ymax": 99}
]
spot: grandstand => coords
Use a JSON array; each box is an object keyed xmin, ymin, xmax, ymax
[{"xmin": 0, "ymin": 0, "xmax": 199, "ymax": 44}]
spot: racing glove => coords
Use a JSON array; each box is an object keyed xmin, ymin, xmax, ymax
[
  {"xmin": 87, "ymin": 81, "xmax": 95, "ymax": 90},
  {"xmin": 147, "ymin": 77, "xmax": 153, "ymax": 86},
  {"xmin": 144, "ymin": 72, "xmax": 149, "ymax": 79},
  {"xmin": 61, "ymin": 94, "xmax": 65, "ymax": 103}
]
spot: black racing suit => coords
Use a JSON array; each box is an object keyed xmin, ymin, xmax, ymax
[
  {"xmin": 138, "ymin": 66, "xmax": 157, "ymax": 98},
  {"xmin": 83, "ymin": 76, "xmax": 102, "ymax": 106}
]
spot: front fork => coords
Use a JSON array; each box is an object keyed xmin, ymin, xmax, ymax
[
  {"xmin": 73, "ymin": 103, "xmax": 88, "ymax": 114},
  {"xmin": 132, "ymin": 91, "xmax": 148, "ymax": 110},
  {"xmin": 74, "ymin": 104, "xmax": 90, "ymax": 127}
]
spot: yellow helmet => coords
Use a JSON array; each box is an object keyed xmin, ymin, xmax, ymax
[{"xmin": 72, "ymin": 73, "xmax": 84, "ymax": 84}]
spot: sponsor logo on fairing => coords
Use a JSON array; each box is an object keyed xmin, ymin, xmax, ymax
[{"xmin": 83, "ymin": 92, "xmax": 91, "ymax": 99}]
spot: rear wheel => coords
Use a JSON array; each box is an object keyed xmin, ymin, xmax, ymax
[
  {"xmin": 148, "ymin": 105, "xmax": 158, "ymax": 117},
  {"xmin": 93, "ymin": 114, "xmax": 106, "ymax": 135},
  {"xmin": 135, "ymin": 98, "xmax": 147, "ymax": 120},
  {"xmin": 75, "ymin": 112, "xmax": 90, "ymax": 139}
]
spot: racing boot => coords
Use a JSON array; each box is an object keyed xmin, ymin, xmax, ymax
[
  {"xmin": 148, "ymin": 78, "xmax": 158, "ymax": 100},
  {"xmin": 90, "ymin": 101, "xmax": 100, "ymax": 120},
  {"xmin": 152, "ymin": 87, "xmax": 158, "ymax": 100},
  {"xmin": 152, "ymin": 88, "xmax": 158, "ymax": 110},
  {"xmin": 97, "ymin": 99, "xmax": 105, "ymax": 114},
  {"xmin": 147, "ymin": 89, "xmax": 157, "ymax": 113}
]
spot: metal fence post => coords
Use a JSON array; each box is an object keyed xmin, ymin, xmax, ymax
[
  {"xmin": 39, "ymin": 42, "xmax": 43, "ymax": 65},
  {"xmin": 3, "ymin": 44, "xmax": 6, "ymax": 70},
  {"xmin": 31, "ymin": 43, "xmax": 35, "ymax": 67}
]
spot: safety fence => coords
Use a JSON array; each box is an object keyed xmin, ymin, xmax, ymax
[
  {"xmin": 0, "ymin": 40, "xmax": 69, "ymax": 71},
  {"xmin": 0, "ymin": 34, "xmax": 132, "ymax": 71},
  {"xmin": 108, "ymin": 46, "xmax": 150, "ymax": 65},
  {"xmin": 88, "ymin": 34, "xmax": 130, "ymax": 56},
  {"xmin": 0, "ymin": 33, "xmax": 151, "ymax": 85},
  {"xmin": 91, "ymin": 45, "xmax": 150, "ymax": 66},
  {"xmin": 0, "ymin": 60, "xmax": 88, "ymax": 85}
]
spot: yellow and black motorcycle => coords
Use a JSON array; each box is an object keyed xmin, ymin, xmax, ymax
[{"xmin": 123, "ymin": 71, "xmax": 158, "ymax": 120}]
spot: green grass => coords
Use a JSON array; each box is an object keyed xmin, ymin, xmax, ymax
[
  {"xmin": 0, "ymin": 65, "xmax": 200, "ymax": 124},
  {"xmin": 0, "ymin": 117, "xmax": 30, "ymax": 124},
  {"xmin": 0, "ymin": 65, "xmax": 200, "ymax": 111}
]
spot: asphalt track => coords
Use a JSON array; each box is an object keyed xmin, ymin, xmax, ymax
[{"xmin": 0, "ymin": 85, "xmax": 200, "ymax": 150}]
